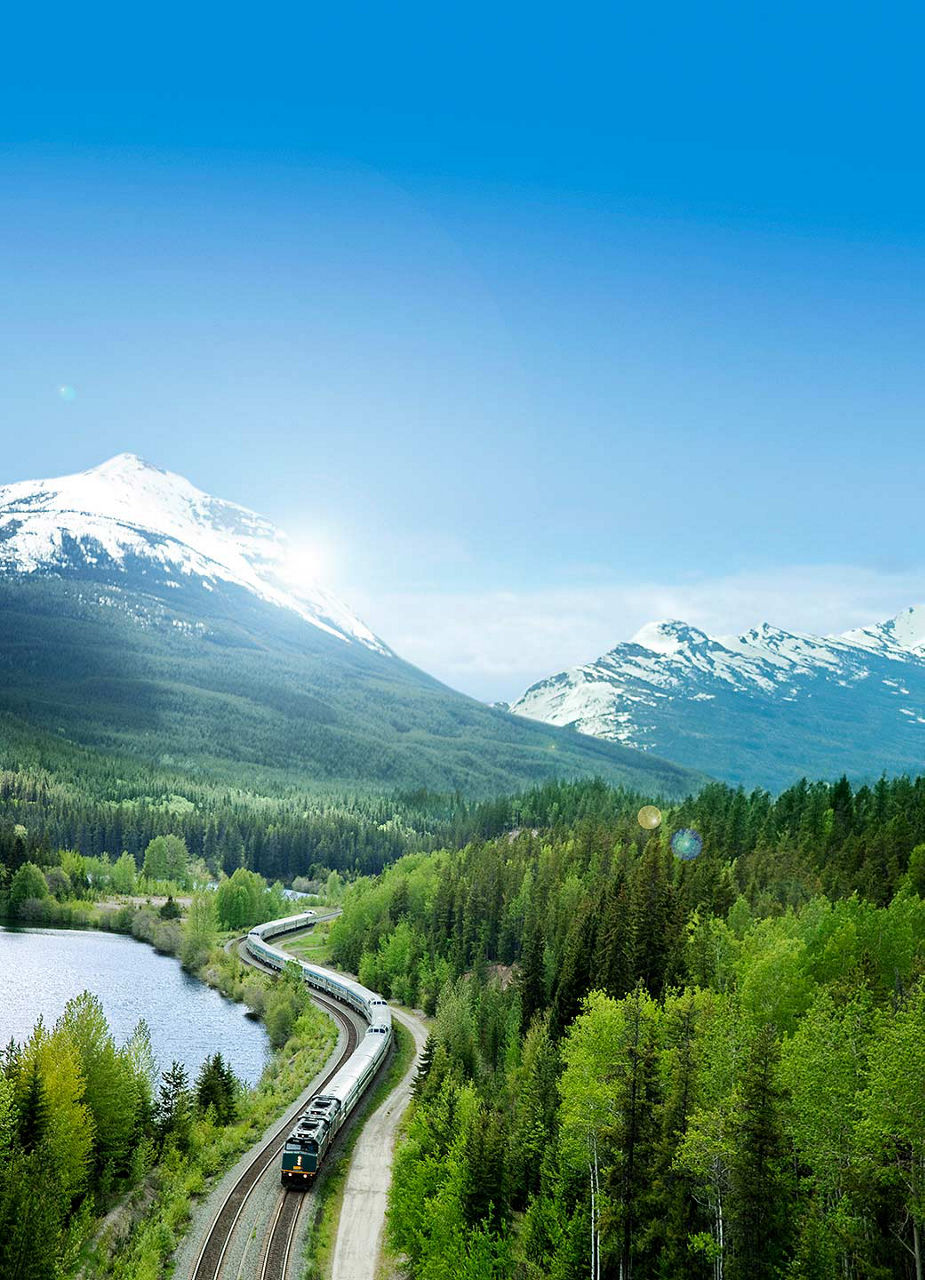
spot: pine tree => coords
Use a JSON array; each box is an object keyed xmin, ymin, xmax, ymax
[
  {"xmin": 651, "ymin": 993, "xmax": 711, "ymax": 1279},
  {"xmin": 412, "ymin": 1035, "xmax": 436, "ymax": 1100},
  {"xmin": 461, "ymin": 1103, "xmax": 508, "ymax": 1231},
  {"xmin": 507, "ymin": 1019, "xmax": 560, "ymax": 1208},
  {"xmin": 592, "ymin": 875, "xmax": 634, "ymax": 999},
  {"xmin": 2, "ymin": 1037, "xmax": 20, "ymax": 1081},
  {"xmin": 195, "ymin": 1054, "xmax": 237, "ymax": 1124},
  {"xmin": 519, "ymin": 915, "xmax": 546, "ymax": 1036},
  {"xmin": 728, "ymin": 1024, "xmax": 793, "ymax": 1280},
  {"xmin": 631, "ymin": 839, "xmax": 677, "ymax": 997},
  {"xmin": 157, "ymin": 1060, "xmax": 193, "ymax": 1151},
  {"xmin": 549, "ymin": 900, "xmax": 598, "ymax": 1039},
  {"xmin": 17, "ymin": 1061, "xmax": 48, "ymax": 1153},
  {"xmin": 0, "ymin": 1148, "xmax": 64, "ymax": 1280}
]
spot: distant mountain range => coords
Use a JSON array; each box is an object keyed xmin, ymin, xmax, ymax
[
  {"xmin": 0, "ymin": 454, "xmax": 700, "ymax": 798},
  {"xmin": 508, "ymin": 611, "xmax": 925, "ymax": 791}
]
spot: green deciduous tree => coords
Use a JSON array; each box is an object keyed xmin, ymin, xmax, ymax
[
  {"xmin": 559, "ymin": 987, "xmax": 662, "ymax": 1279},
  {"xmin": 780, "ymin": 989, "xmax": 871, "ymax": 1274},
  {"xmin": 56, "ymin": 992, "xmax": 140, "ymax": 1183},
  {"xmin": 8, "ymin": 862, "xmax": 49, "ymax": 916},
  {"xmin": 143, "ymin": 834, "xmax": 189, "ymax": 885},
  {"xmin": 111, "ymin": 851, "xmax": 137, "ymax": 895},
  {"xmin": 860, "ymin": 987, "xmax": 925, "ymax": 1280},
  {"xmin": 180, "ymin": 891, "xmax": 217, "ymax": 970}
]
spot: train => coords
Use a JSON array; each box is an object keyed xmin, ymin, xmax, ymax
[{"xmin": 245, "ymin": 913, "xmax": 392, "ymax": 1185}]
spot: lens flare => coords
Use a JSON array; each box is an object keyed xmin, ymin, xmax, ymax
[
  {"xmin": 58, "ymin": 385, "xmax": 77, "ymax": 402},
  {"xmin": 671, "ymin": 828, "xmax": 703, "ymax": 860},
  {"xmin": 637, "ymin": 805, "xmax": 662, "ymax": 830},
  {"xmin": 283, "ymin": 541, "xmax": 330, "ymax": 587}
]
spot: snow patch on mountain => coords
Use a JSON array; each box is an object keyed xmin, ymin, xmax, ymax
[
  {"xmin": 0, "ymin": 453, "xmax": 389, "ymax": 653},
  {"xmin": 509, "ymin": 605, "xmax": 925, "ymax": 785}
]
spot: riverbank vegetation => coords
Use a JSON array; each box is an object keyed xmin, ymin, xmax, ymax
[
  {"xmin": 0, "ymin": 937, "xmax": 335, "ymax": 1280},
  {"xmin": 328, "ymin": 775, "xmax": 925, "ymax": 1279}
]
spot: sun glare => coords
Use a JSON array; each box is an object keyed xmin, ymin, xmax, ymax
[{"xmin": 283, "ymin": 540, "xmax": 331, "ymax": 588}]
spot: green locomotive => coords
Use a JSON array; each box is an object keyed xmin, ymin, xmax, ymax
[{"xmin": 280, "ymin": 1096, "xmax": 340, "ymax": 1183}]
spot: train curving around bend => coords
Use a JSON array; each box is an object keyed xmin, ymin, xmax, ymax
[{"xmin": 245, "ymin": 913, "xmax": 392, "ymax": 1186}]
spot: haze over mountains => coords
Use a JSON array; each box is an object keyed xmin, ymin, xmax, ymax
[
  {"xmin": 0, "ymin": 454, "xmax": 700, "ymax": 797},
  {"xmin": 509, "ymin": 611, "xmax": 925, "ymax": 790}
]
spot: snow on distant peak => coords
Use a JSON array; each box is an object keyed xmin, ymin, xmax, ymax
[
  {"xmin": 0, "ymin": 454, "xmax": 390, "ymax": 654},
  {"xmin": 631, "ymin": 619, "xmax": 708, "ymax": 654},
  {"xmin": 842, "ymin": 605, "xmax": 925, "ymax": 657},
  {"xmin": 511, "ymin": 604, "xmax": 925, "ymax": 789}
]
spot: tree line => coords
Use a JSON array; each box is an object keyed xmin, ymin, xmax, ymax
[{"xmin": 6, "ymin": 762, "xmax": 925, "ymax": 899}]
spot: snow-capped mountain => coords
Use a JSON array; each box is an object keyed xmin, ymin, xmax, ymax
[
  {"xmin": 0, "ymin": 453, "xmax": 388, "ymax": 653},
  {"xmin": 0, "ymin": 454, "xmax": 702, "ymax": 798},
  {"xmin": 510, "ymin": 610, "xmax": 925, "ymax": 790}
]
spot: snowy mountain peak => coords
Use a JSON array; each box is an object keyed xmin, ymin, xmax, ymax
[
  {"xmin": 631, "ymin": 619, "xmax": 709, "ymax": 654},
  {"xmin": 510, "ymin": 605, "xmax": 925, "ymax": 790},
  {"xmin": 92, "ymin": 451, "xmax": 160, "ymax": 475},
  {"xmin": 842, "ymin": 604, "xmax": 925, "ymax": 656},
  {"xmin": 0, "ymin": 454, "xmax": 389, "ymax": 654}
]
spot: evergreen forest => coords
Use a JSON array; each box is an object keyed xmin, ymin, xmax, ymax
[
  {"xmin": 328, "ymin": 775, "xmax": 925, "ymax": 1279},
  {"xmin": 5, "ymin": 752, "xmax": 925, "ymax": 1277}
]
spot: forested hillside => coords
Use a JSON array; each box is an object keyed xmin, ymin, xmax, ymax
[
  {"xmin": 0, "ymin": 711, "xmax": 694, "ymax": 884},
  {"xmin": 329, "ymin": 776, "xmax": 925, "ymax": 1279},
  {"xmin": 0, "ymin": 575, "xmax": 702, "ymax": 799}
]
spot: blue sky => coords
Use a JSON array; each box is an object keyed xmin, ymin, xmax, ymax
[{"xmin": 2, "ymin": 3, "xmax": 925, "ymax": 698}]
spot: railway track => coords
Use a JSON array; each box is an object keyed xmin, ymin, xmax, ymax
[
  {"xmin": 190, "ymin": 990, "xmax": 360, "ymax": 1280},
  {"xmin": 259, "ymin": 1184, "xmax": 304, "ymax": 1280}
]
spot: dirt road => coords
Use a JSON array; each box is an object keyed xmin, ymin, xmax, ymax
[{"xmin": 329, "ymin": 1007, "xmax": 428, "ymax": 1280}]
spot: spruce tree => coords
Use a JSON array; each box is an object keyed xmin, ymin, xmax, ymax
[
  {"xmin": 592, "ymin": 875, "xmax": 634, "ymax": 999},
  {"xmin": 601, "ymin": 987, "xmax": 662, "ymax": 1280},
  {"xmin": 651, "ymin": 994, "xmax": 711, "ymax": 1279},
  {"xmin": 17, "ymin": 1061, "xmax": 48, "ymax": 1154},
  {"xmin": 157, "ymin": 1060, "xmax": 193, "ymax": 1151},
  {"xmin": 728, "ymin": 1024, "xmax": 793, "ymax": 1280},
  {"xmin": 461, "ymin": 1104, "xmax": 508, "ymax": 1231},
  {"xmin": 519, "ymin": 915, "xmax": 546, "ymax": 1036},
  {"xmin": 411, "ymin": 1034, "xmax": 436, "ymax": 1099},
  {"xmin": 549, "ymin": 900, "xmax": 598, "ymax": 1039},
  {"xmin": 195, "ymin": 1053, "xmax": 237, "ymax": 1124}
]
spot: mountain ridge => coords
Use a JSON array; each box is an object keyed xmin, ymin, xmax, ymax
[{"xmin": 509, "ymin": 608, "xmax": 925, "ymax": 790}]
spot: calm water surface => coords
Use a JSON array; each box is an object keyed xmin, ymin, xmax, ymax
[{"xmin": 0, "ymin": 926, "xmax": 270, "ymax": 1084}]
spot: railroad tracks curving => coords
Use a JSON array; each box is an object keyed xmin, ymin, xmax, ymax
[{"xmin": 190, "ymin": 991, "xmax": 360, "ymax": 1280}]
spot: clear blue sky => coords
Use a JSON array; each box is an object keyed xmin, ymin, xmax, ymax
[{"xmin": 3, "ymin": 3, "xmax": 925, "ymax": 698}]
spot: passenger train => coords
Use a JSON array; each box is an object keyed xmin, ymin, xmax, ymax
[{"xmin": 245, "ymin": 913, "xmax": 392, "ymax": 1185}]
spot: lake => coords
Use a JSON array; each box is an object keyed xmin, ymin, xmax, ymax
[{"xmin": 0, "ymin": 925, "xmax": 270, "ymax": 1085}]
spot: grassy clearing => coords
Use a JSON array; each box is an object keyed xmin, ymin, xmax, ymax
[
  {"xmin": 298, "ymin": 1021, "xmax": 416, "ymax": 1280},
  {"xmin": 282, "ymin": 919, "xmax": 336, "ymax": 965}
]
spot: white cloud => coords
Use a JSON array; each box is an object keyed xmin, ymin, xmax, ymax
[{"xmin": 350, "ymin": 564, "xmax": 925, "ymax": 703}]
